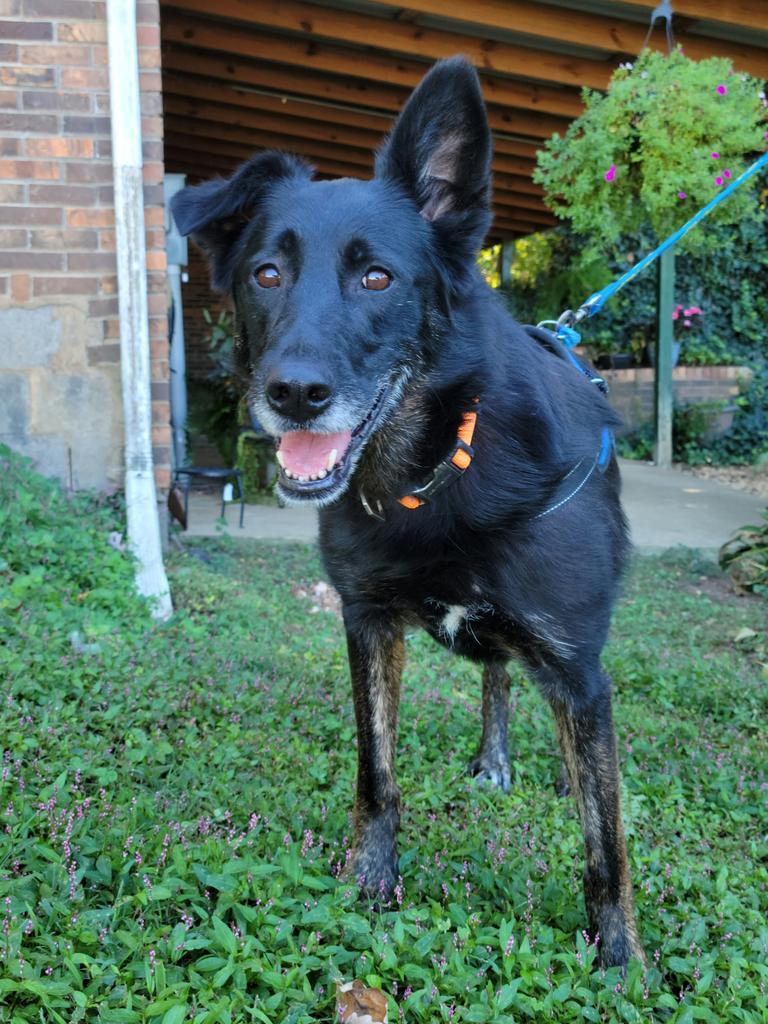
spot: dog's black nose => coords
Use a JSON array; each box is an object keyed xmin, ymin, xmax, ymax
[{"xmin": 265, "ymin": 368, "xmax": 332, "ymax": 422}]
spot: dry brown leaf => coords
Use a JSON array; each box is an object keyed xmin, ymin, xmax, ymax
[{"xmin": 335, "ymin": 979, "xmax": 388, "ymax": 1023}]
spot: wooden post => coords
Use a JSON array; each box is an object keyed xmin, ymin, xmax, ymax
[
  {"xmin": 500, "ymin": 240, "xmax": 515, "ymax": 287},
  {"xmin": 654, "ymin": 247, "xmax": 675, "ymax": 469}
]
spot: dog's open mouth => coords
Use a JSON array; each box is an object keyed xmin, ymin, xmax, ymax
[{"xmin": 275, "ymin": 385, "xmax": 389, "ymax": 504}]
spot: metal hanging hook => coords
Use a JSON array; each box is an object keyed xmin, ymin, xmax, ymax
[{"xmin": 642, "ymin": 0, "xmax": 675, "ymax": 54}]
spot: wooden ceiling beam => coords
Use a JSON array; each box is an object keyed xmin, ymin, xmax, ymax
[
  {"xmin": 164, "ymin": 119, "xmax": 375, "ymax": 167},
  {"xmin": 162, "ymin": 49, "xmax": 409, "ymax": 117},
  {"xmin": 162, "ymin": 71, "xmax": 393, "ymax": 134},
  {"xmin": 161, "ymin": 46, "xmax": 409, "ymax": 116},
  {"xmin": 164, "ymin": 94, "xmax": 383, "ymax": 152},
  {"xmin": 491, "ymin": 169, "xmax": 544, "ymax": 197},
  {"xmin": 164, "ymin": 137, "xmax": 551, "ymax": 216},
  {"xmin": 162, "ymin": 71, "xmax": 569, "ymax": 144},
  {"xmin": 494, "ymin": 210, "xmax": 554, "ymax": 227},
  {"xmin": 164, "ymin": 148, "xmax": 549, "ymax": 236},
  {"xmin": 164, "ymin": 0, "xmax": 615, "ymax": 88},
  {"xmin": 493, "ymin": 191, "xmax": 550, "ymax": 214},
  {"xmin": 164, "ymin": 124, "xmax": 544, "ymax": 198},
  {"xmin": 161, "ymin": 48, "xmax": 546, "ymax": 156},
  {"xmin": 161, "ymin": 13, "xmax": 584, "ymax": 118},
  {"xmin": 493, "ymin": 216, "xmax": 544, "ymax": 236},
  {"xmin": 163, "ymin": 97, "xmax": 543, "ymax": 181},
  {"xmin": 164, "ymin": 136, "xmax": 367, "ymax": 178},
  {"xmin": 368, "ymin": 0, "xmax": 768, "ymax": 79},
  {"xmin": 164, "ymin": 149, "xmax": 357, "ymax": 184}
]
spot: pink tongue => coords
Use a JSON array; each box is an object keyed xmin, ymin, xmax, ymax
[{"xmin": 279, "ymin": 430, "xmax": 352, "ymax": 477}]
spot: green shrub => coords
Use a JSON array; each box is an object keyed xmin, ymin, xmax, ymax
[
  {"xmin": 706, "ymin": 359, "xmax": 768, "ymax": 465},
  {"xmin": 186, "ymin": 308, "xmax": 240, "ymax": 465},
  {"xmin": 0, "ymin": 444, "xmax": 150, "ymax": 649},
  {"xmin": 187, "ymin": 310, "xmax": 276, "ymax": 499},
  {"xmin": 617, "ymin": 366, "xmax": 767, "ymax": 466},
  {"xmin": 503, "ymin": 213, "xmax": 768, "ymax": 369},
  {"xmin": 719, "ymin": 508, "xmax": 768, "ymax": 594},
  {"xmin": 236, "ymin": 430, "xmax": 277, "ymax": 501}
]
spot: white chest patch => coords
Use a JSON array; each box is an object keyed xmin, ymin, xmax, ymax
[{"xmin": 440, "ymin": 604, "xmax": 467, "ymax": 642}]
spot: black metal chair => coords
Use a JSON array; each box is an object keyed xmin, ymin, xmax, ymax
[{"xmin": 173, "ymin": 465, "xmax": 245, "ymax": 529}]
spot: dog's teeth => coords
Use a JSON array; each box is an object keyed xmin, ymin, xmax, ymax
[
  {"xmin": 275, "ymin": 450, "xmax": 285, "ymax": 468},
  {"xmin": 327, "ymin": 449, "xmax": 338, "ymax": 471},
  {"xmin": 298, "ymin": 474, "xmax": 308, "ymax": 482},
  {"xmin": 318, "ymin": 469, "xmax": 327, "ymax": 479}
]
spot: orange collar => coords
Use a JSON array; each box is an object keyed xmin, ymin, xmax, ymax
[{"xmin": 397, "ymin": 397, "xmax": 480, "ymax": 510}]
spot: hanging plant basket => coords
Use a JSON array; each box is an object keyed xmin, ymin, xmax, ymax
[{"xmin": 534, "ymin": 49, "xmax": 767, "ymax": 255}]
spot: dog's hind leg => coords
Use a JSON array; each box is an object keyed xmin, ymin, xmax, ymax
[
  {"xmin": 468, "ymin": 661, "xmax": 512, "ymax": 792},
  {"xmin": 546, "ymin": 668, "xmax": 644, "ymax": 968},
  {"xmin": 343, "ymin": 606, "xmax": 404, "ymax": 897}
]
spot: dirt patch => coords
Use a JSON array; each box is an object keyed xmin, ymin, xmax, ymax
[
  {"xmin": 673, "ymin": 462, "xmax": 768, "ymax": 500},
  {"xmin": 293, "ymin": 579, "xmax": 343, "ymax": 616},
  {"xmin": 684, "ymin": 572, "xmax": 763, "ymax": 606}
]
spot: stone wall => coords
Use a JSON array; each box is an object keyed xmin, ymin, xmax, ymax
[{"xmin": 0, "ymin": 0, "xmax": 169, "ymax": 490}]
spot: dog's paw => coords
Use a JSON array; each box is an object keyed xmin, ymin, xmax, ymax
[
  {"xmin": 597, "ymin": 935, "xmax": 646, "ymax": 971},
  {"xmin": 468, "ymin": 753, "xmax": 510, "ymax": 792},
  {"xmin": 591, "ymin": 905, "xmax": 646, "ymax": 971},
  {"xmin": 345, "ymin": 842, "xmax": 398, "ymax": 899}
]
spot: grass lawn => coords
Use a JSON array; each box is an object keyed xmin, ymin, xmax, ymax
[{"xmin": 1, "ymin": 445, "xmax": 767, "ymax": 1023}]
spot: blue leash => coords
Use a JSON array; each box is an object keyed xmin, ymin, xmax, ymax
[
  {"xmin": 532, "ymin": 148, "xmax": 768, "ymax": 517},
  {"xmin": 539, "ymin": 149, "xmax": 768, "ymax": 349}
]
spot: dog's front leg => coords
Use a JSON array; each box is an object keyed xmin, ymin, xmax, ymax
[
  {"xmin": 343, "ymin": 605, "xmax": 404, "ymax": 896},
  {"xmin": 549, "ymin": 675, "xmax": 644, "ymax": 969}
]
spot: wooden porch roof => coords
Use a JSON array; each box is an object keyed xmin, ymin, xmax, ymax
[{"xmin": 159, "ymin": 0, "xmax": 768, "ymax": 241}]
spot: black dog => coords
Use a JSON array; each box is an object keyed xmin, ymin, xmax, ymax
[{"xmin": 172, "ymin": 57, "xmax": 643, "ymax": 968}]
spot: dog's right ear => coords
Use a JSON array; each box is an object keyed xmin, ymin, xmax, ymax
[{"xmin": 170, "ymin": 151, "xmax": 311, "ymax": 292}]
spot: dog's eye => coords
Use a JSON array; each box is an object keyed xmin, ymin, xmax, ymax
[
  {"xmin": 362, "ymin": 267, "xmax": 392, "ymax": 291},
  {"xmin": 255, "ymin": 264, "xmax": 281, "ymax": 288}
]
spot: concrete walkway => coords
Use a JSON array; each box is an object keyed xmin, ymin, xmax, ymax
[{"xmin": 182, "ymin": 459, "xmax": 765, "ymax": 552}]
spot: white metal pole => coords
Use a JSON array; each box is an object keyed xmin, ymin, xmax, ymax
[
  {"xmin": 106, "ymin": 0, "xmax": 173, "ymax": 619},
  {"xmin": 164, "ymin": 172, "xmax": 189, "ymax": 470}
]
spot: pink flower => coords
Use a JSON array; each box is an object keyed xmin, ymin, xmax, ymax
[
  {"xmin": 715, "ymin": 175, "xmax": 724, "ymax": 185},
  {"xmin": 724, "ymin": 169, "xmax": 731, "ymax": 179},
  {"xmin": 604, "ymin": 164, "xmax": 616, "ymax": 182},
  {"xmin": 711, "ymin": 152, "xmax": 720, "ymax": 159},
  {"xmin": 672, "ymin": 304, "xmax": 683, "ymax": 321},
  {"xmin": 716, "ymin": 84, "xmax": 727, "ymax": 95},
  {"xmin": 683, "ymin": 307, "xmax": 702, "ymax": 316},
  {"xmin": 677, "ymin": 191, "xmax": 687, "ymax": 199},
  {"xmin": 683, "ymin": 319, "xmax": 692, "ymax": 327}
]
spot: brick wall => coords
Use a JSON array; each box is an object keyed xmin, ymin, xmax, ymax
[
  {"xmin": 0, "ymin": 0, "xmax": 170, "ymax": 490},
  {"xmin": 182, "ymin": 241, "xmax": 227, "ymax": 381},
  {"xmin": 604, "ymin": 365, "xmax": 751, "ymax": 433}
]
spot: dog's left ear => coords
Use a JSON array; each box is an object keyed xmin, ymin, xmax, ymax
[{"xmin": 375, "ymin": 56, "xmax": 492, "ymax": 255}]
